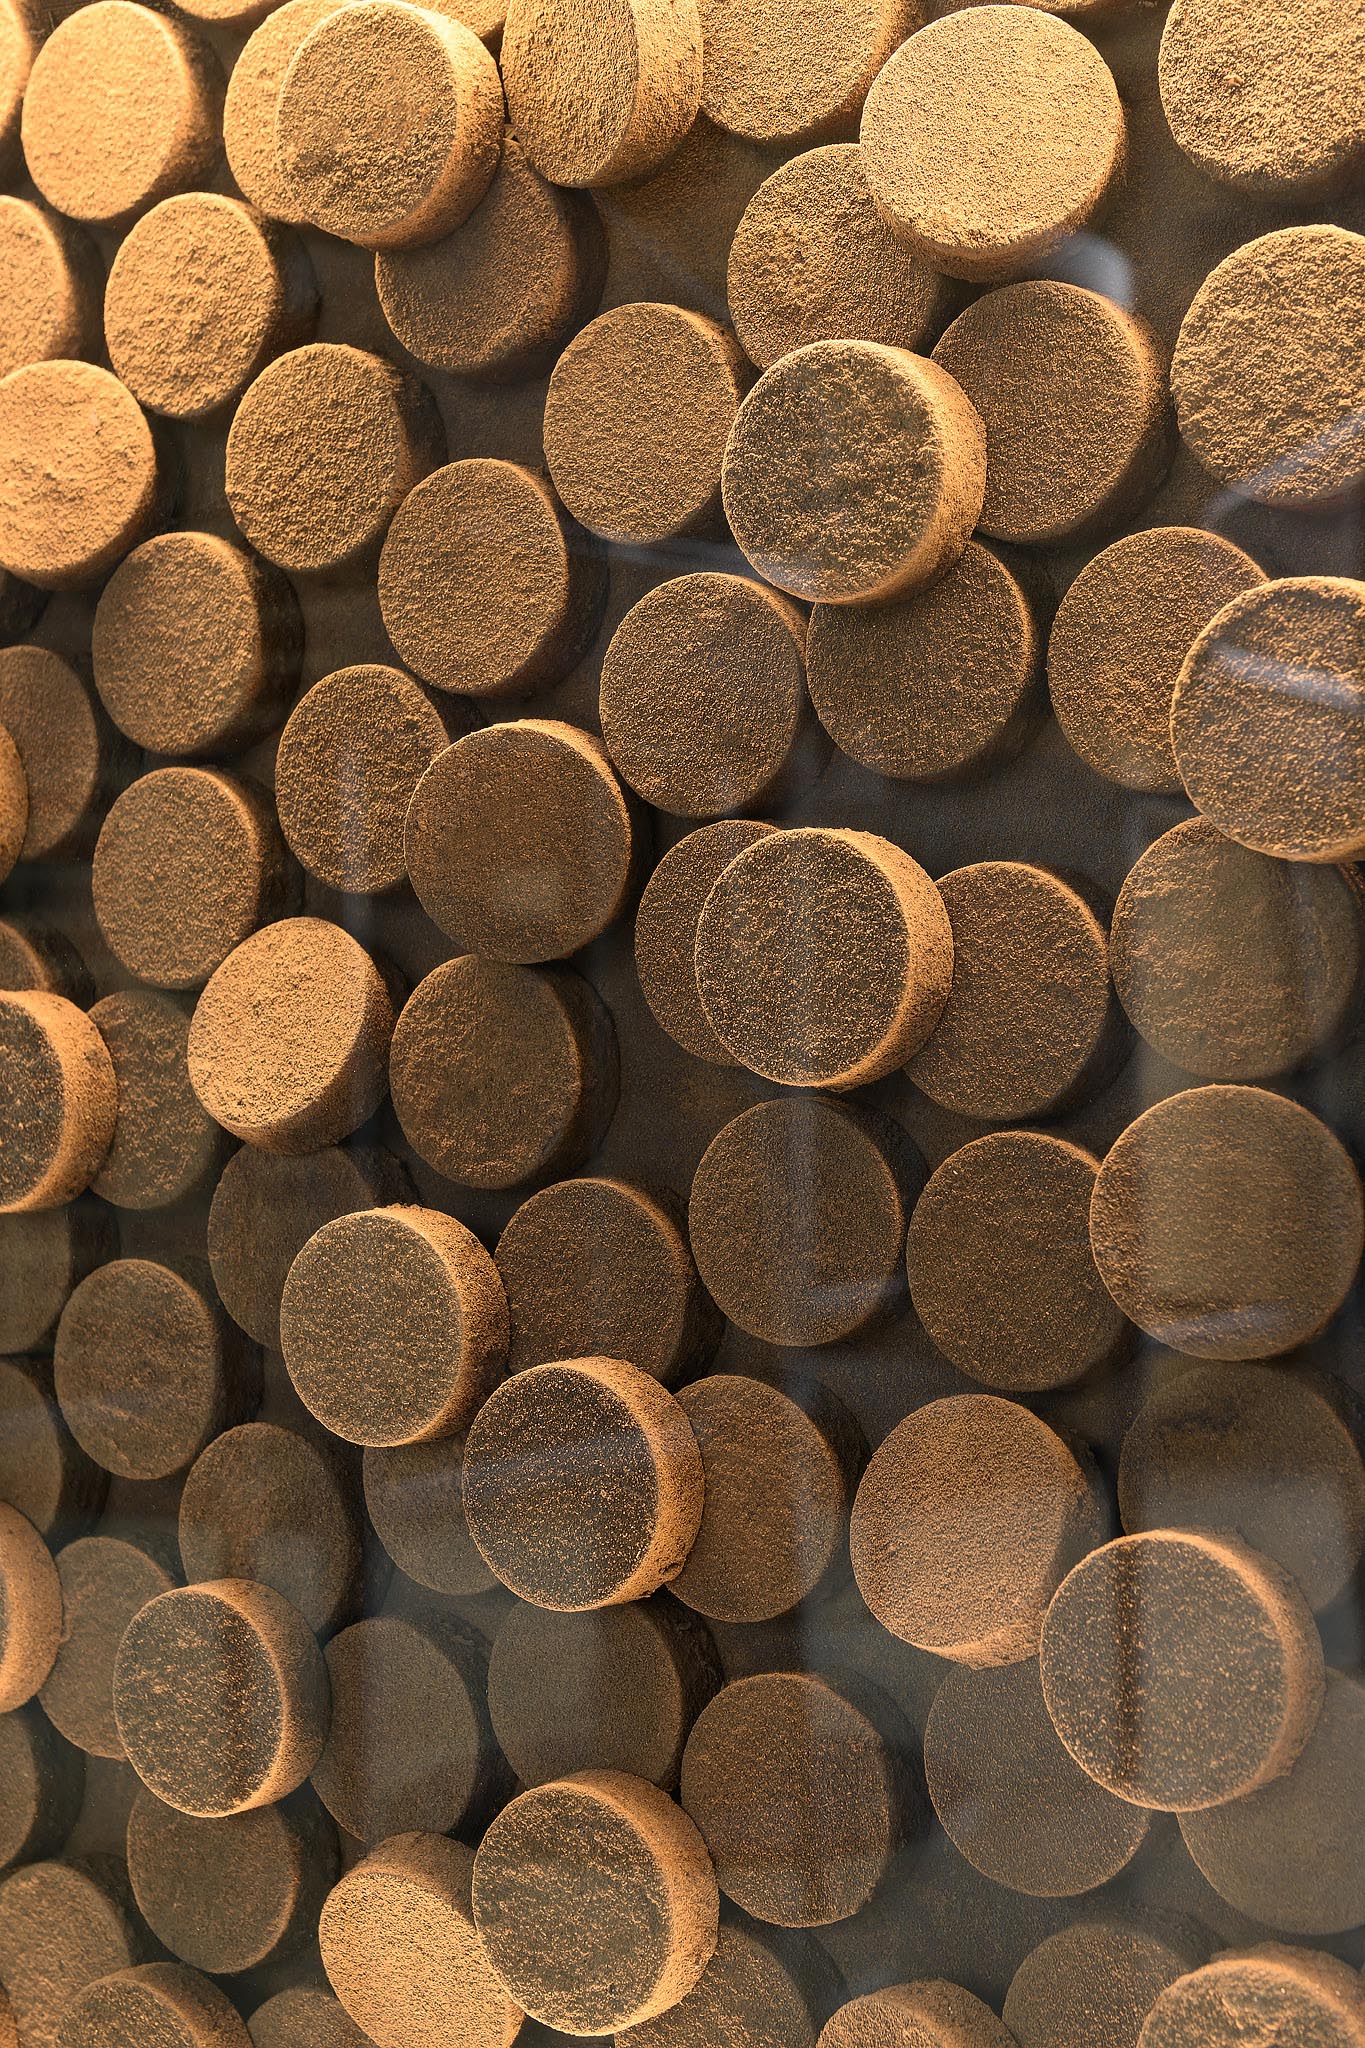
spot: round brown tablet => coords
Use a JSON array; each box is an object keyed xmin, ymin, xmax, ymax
[
  {"xmin": 1003, "ymin": 1918, "xmax": 1208, "ymax": 2048},
  {"xmin": 0, "ymin": 1859, "xmax": 148, "ymax": 2048},
  {"xmin": 1048, "ymin": 528, "xmax": 1268, "ymax": 795},
  {"xmin": 851, "ymin": 1395, "xmax": 1101, "ymax": 1666},
  {"xmin": 0, "ymin": 992, "xmax": 116, "ymax": 1213},
  {"xmin": 0, "ymin": 0, "xmax": 37, "ymax": 179},
  {"xmin": 697, "ymin": 0, "xmax": 909, "ymax": 146},
  {"xmin": 1041, "ymin": 1529, "xmax": 1324, "ymax": 1811},
  {"xmin": 377, "ymin": 460, "xmax": 605, "ymax": 698},
  {"xmin": 906, "ymin": 862, "xmax": 1124, "ymax": 1122},
  {"xmin": 0, "ymin": 1503, "xmax": 61, "ymax": 1710},
  {"xmin": 1089, "ymin": 1085, "xmax": 1364, "ymax": 1359},
  {"xmin": 318, "ymin": 1833, "xmax": 524, "ymax": 2048},
  {"xmin": 179, "ymin": 1422, "xmax": 363, "ymax": 1637},
  {"xmin": 281, "ymin": 1205, "xmax": 506, "ymax": 1446},
  {"xmin": 500, "ymin": 0, "xmax": 701, "ymax": 186},
  {"xmin": 628, "ymin": 1920, "xmax": 836, "ymax": 2048},
  {"xmin": 188, "ymin": 918, "xmax": 395, "ymax": 1153},
  {"xmin": 634, "ymin": 822, "xmax": 777, "ymax": 1065},
  {"xmin": 39, "ymin": 1537, "xmax": 177, "ymax": 1758},
  {"xmin": 689, "ymin": 1096, "xmax": 921, "ymax": 1347},
  {"xmin": 226, "ymin": 345, "xmax": 443, "ymax": 577},
  {"xmin": 907, "ymin": 1134, "xmax": 1129, "ymax": 1393},
  {"xmin": 58, "ymin": 1963, "xmax": 251, "ymax": 2048},
  {"xmin": 0, "ymin": 1706, "xmax": 83, "ymax": 1873},
  {"xmin": 679, "ymin": 1672, "xmax": 911, "ymax": 1927},
  {"xmin": 224, "ymin": 0, "xmax": 352, "ymax": 223},
  {"xmin": 92, "ymin": 530, "xmax": 301, "ymax": 758},
  {"xmin": 473, "ymin": 1770, "xmax": 716, "ymax": 2031},
  {"xmin": 362, "ymin": 1436, "xmax": 494, "ymax": 1597},
  {"xmin": 932, "ymin": 283, "xmax": 1170, "ymax": 546},
  {"xmin": 248, "ymin": 1989, "xmax": 372, "ymax": 2048},
  {"xmin": 405, "ymin": 721, "xmax": 636, "ymax": 961},
  {"xmin": 0, "ymin": 648, "xmax": 128, "ymax": 863},
  {"xmin": 0, "ymin": 920, "xmax": 92, "ymax": 1004},
  {"xmin": 1171, "ymin": 229, "xmax": 1365, "ymax": 508},
  {"xmin": 695, "ymin": 828, "xmax": 953, "ymax": 1087},
  {"xmin": 1141, "ymin": 1948, "xmax": 1365, "ymax": 2048},
  {"xmin": 277, "ymin": 2, "xmax": 502, "ymax": 249},
  {"xmin": 599, "ymin": 573, "xmax": 815, "ymax": 817},
  {"xmin": 819, "ymin": 1982, "xmax": 1016, "ymax": 2048},
  {"xmin": 375, "ymin": 133, "xmax": 605, "ymax": 381},
  {"xmin": 543, "ymin": 303, "xmax": 748, "ymax": 545},
  {"xmin": 21, "ymin": 3, "xmax": 221, "ymax": 228},
  {"xmin": 0, "ymin": 364, "xmax": 161, "ymax": 591},
  {"xmin": 88, "ymin": 992, "xmax": 230, "ymax": 1211},
  {"xmin": 0, "ymin": 199, "xmax": 100, "ymax": 380},
  {"xmin": 0, "ymin": 1355, "xmax": 107, "ymax": 1539},
  {"xmin": 722, "ymin": 341, "xmax": 984, "ymax": 604},
  {"xmin": 390, "ymin": 956, "xmax": 618, "ymax": 1188},
  {"xmin": 0, "ymin": 721, "xmax": 25, "ymax": 880}
]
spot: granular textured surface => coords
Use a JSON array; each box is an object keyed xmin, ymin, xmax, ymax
[
  {"xmin": 248, "ymin": 1989, "xmax": 373, "ymax": 2048},
  {"xmin": 462, "ymin": 1358, "xmax": 703, "ymax": 1608},
  {"xmin": 0, "ymin": 721, "xmax": 24, "ymax": 882},
  {"xmin": 0, "ymin": 991, "xmax": 117, "ymax": 1212},
  {"xmin": 0, "ymin": 1705, "xmax": 83, "ymax": 1872},
  {"xmin": 363, "ymin": 1435, "xmax": 495, "ymax": 1596},
  {"xmin": 1003, "ymin": 1918, "xmax": 1208, "ymax": 2048},
  {"xmin": 56, "ymin": 1962, "xmax": 251, "ymax": 2048},
  {"xmin": 1088, "ymin": 1084, "xmax": 1365, "ymax": 1359},
  {"xmin": 1139, "ymin": 1947, "xmax": 1365, "ymax": 2048},
  {"xmin": 623, "ymin": 1919, "xmax": 834, "ymax": 2048},
  {"xmin": 0, "ymin": 1353, "xmax": 107, "ymax": 1540},
  {"xmin": 0, "ymin": 917, "xmax": 93, "ymax": 1004},
  {"xmin": 223, "ymin": 0, "xmax": 352, "ymax": 222},
  {"xmin": 697, "ymin": 0, "xmax": 913, "ymax": 146},
  {"xmin": 39, "ymin": 1535, "xmax": 177, "ymax": 1757},
  {"xmin": 1040, "ymin": 1529, "xmax": 1325, "ymax": 1811},
  {"xmin": 850, "ymin": 1395, "xmax": 1102, "ymax": 1666},
  {"xmin": 0, "ymin": 362, "xmax": 161, "ymax": 589},
  {"xmin": 819, "ymin": 1981, "xmax": 1016, "ymax": 2048},
  {"xmin": 721, "ymin": 340, "xmax": 985, "ymax": 603},
  {"xmin": 0, "ymin": 198, "xmax": 100, "ymax": 380},
  {"xmin": 500, "ymin": 0, "xmax": 702, "ymax": 187},
  {"xmin": 633, "ymin": 820, "xmax": 777, "ymax": 1064},
  {"xmin": 0, "ymin": 1860, "xmax": 147, "ymax": 2048},
  {"xmin": 0, "ymin": 647, "xmax": 125, "ymax": 862},
  {"xmin": 0, "ymin": 1502, "xmax": 61, "ymax": 1709},
  {"xmin": 0, "ymin": 1214, "xmax": 113, "ymax": 1366}
]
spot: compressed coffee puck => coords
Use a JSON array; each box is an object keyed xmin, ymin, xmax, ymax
[
  {"xmin": 277, "ymin": 2, "xmax": 502, "ymax": 249},
  {"xmin": 500, "ymin": 0, "xmax": 701, "ymax": 186},
  {"xmin": 0, "ymin": 1503, "xmax": 61, "ymax": 1710},
  {"xmin": 599, "ymin": 573, "xmax": 814, "ymax": 817},
  {"xmin": 679, "ymin": 1672, "xmax": 910, "ymax": 1927},
  {"xmin": 0, "ymin": 919, "xmax": 92, "ymax": 1004},
  {"xmin": 378, "ymin": 460, "xmax": 605, "ymax": 699},
  {"xmin": 281, "ymin": 1205, "xmax": 506, "ymax": 1446},
  {"xmin": 57, "ymin": 1963, "xmax": 250, "ymax": 2048},
  {"xmin": 1089, "ymin": 1085, "xmax": 1364, "ymax": 1359},
  {"xmin": 463, "ymin": 1360, "xmax": 702, "ymax": 1609},
  {"xmin": 0, "ymin": 1706, "xmax": 83, "ymax": 1872},
  {"xmin": 248, "ymin": 1989, "xmax": 371, "ymax": 2048},
  {"xmin": 226, "ymin": 345, "xmax": 443, "ymax": 577},
  {"xmin": 1171, "ymin": 229, "xmax": 1365, "ymax": 507},
  {"xmin": 0, "ymin": 0, "xmax": 35, "ymax": 178},
  {"xmin": 670, "ymin": 1376, "xmax": 862, "ymax": 1623},
  {"xmin": 0, "ymin": 198, "xmax": 100, "ymax": 380},
  {"xmin": 0, "ymin": 720, "xmax": 24, "ymax": 881},
  {"xmin": 92, "ymin": 530, "xmax": 300, "ymax": 757},
  {"xmin": 697, "ymin": 0, "xmax": 908, "ymax": 146},
  {"xmin": 405, "ymin": 720, "xmax": 636, "ymax": 961},
  {"xmin": 1003, "ymin": 1917, "xmax": 1208, "ymax": 2048},
  {"xmin": 1172, "ymin": 577, "xmax": 1365, "ymax": 862},
  {"xmin": 1140, "ymin": 1948, "xmax": 1365, "ymax": 2048},
  {"xmin": 906, "ymin": 1133, "xmax": 1128, "ymax": 1393},
  {"xmin": 1040, "ymin": 1529, "xmax": 1324, "ymax": 1811},
  {"xmin": 114, "ymin": 1580, "xmax": 329, "ymax": 1818},
  {"xmin": 722, "ymin": 340, "xmax": 984, "ymax": 604},
  {"xmin": 0, "ymin": 648, "xmax": 126, "ymax": 862},
  {"xmin": 0, "ymin": 363, "xmax": 160, "ymax": 590},
  {"xmin": 0, "ymin": 1200, "xmax": 111, "ymax": 1357},
  {"xmin": 188, "ymin": 918, "xmax": 395, "ymax": 1153},
  {"xmin": 932, "ymin": 283, "xmax": 1170, "ymax": 546},
  {"xmin": 0, "ymin": 1354, "xmax": 107, "ymax": 1538},
  {"xmin": 473, "ymin": 1770, "xmax": 717, "ymax": 2030},
  {"xmin": 179, "ymin": 1422, "xmax": 362, "ymax": 1637},
  {"xmin": 363, "ymin": 1436, "xmax": 493, "ymax": 1597},
  {"xmin": 319, "ymin": 1833, "xmax": 523, "ymax": 2048},
  {"xmin": 39, "ymin": 1536, "xmax": 177, "ymax": 1758},
  {"xmin": 20, "ymin": 2, "xmax": 221, "ymax": 227},
  {"xmin": 1048, "ymin": 528, "xmax": 1267, "ymax": 795},
  {"xmin": 0, "ymin": 1859, "xmax": 147, "ymax": 2048},
  {"xmin": 905, "ymin": 862, "xmax": 1124, "ymax": 1123},
  {"xmin": 689, "ymin": 1096, "xmax": 920, "ymax": 1347},
  {"xmin": 88, "ymin": 992, "xmax": 230, "ymax": 1210},
  {"xmin": 389, "ymin": 956, "xmax": 618, "ymax": 1188},
  {"xmin": 626, "ymin": 1919, "xmax": 836, "ymax": 2048},
  {"xmin": 0, "ymin": 992, "xmax": 116, "ymax": 1212},
  {"xmin": 819, "ymin": 1983, "xmax": 1015, "ymax": 2048},
  {"xmin": 543, "ymin": 303, "xmax": 748, "ymax": 545},
  {"xmin": 851, "ymin": 1395, "xmax": 1101, "ymax": 1666},
  {"xmin": 634, "ymin": 822, "xmax": 777, "ymax": 1065},
  {"xmin": 224, "ymin": 0, "xmax": 352, "ymax": 223}
]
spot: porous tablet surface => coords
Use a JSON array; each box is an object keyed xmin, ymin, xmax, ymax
[
  {"xmin": 0, "ymin": 1706, "xmax": 83, "ymax": 1872},
  {"xmin": 281, "ymin": 1204, "xmax": 506, "ymax": 1446},
  {"xmin": 92, "ymin": 530, "xmax": 301, "ymax": 758},
  {"xmin": 599, "ymin": 573, "xmax": 813, "ymax": 817},
  {"xmin": 56, "ymin": 1963, "xmax": 250, "ymax": 2048},
  {"xmin": 543, "ymin": 303, "xmax": 748, "ymax": 544},
  {"xmin": 1003, "ymin": 1918, "xmax": 1207, "ymax": 2048},
  {"xmin": 224, "ymin": 0, "xmax": 352, "ymax": 223},
  {"xmin": 0, "ymin": 992, "xmax": 117, "ymax": 1212},
  {"xmin": 54, "ymin": 1258, "xmax": 251, "ymax": 1480},
  {"xmin": 851, "ymin": 1395, "xmax": 1101, "ymax": 1666},
  {"xmin": 363, "ymin": 1436, "xmax": 494, "ymax": 1596},
  {"xmin": 389, "ymin": 956, "xmax": 618, "ymax": 1188},
  {"xmin": 0, "ymin": 648, "xmax": 126, "ymax": 862},
  {"xmin": 634, "ymin": 821, "xmax": 777, "ymax": 1064},
  {"xmin": 1139, "ymin": 1947, "xmax": 1365, "ymax": 2048},
  {"xmin": 188, "ymin": 918, "xmax": 395, "ymax": 1153},
  {"xmin": 179, "ymin": 1422, "xmax": 363, "ymax": 1636},
  {"xmin": 0, "ymin": 1355, "xmax": 107, "ymax": 1539},
  {"xmin": 679, "ymin": 1672, "xmax": 910, "ymax": 1927},
  {"xmin": 0, "ymin": 1215, "xmax": 113, "ymax": 1366},
  {"xmin": 1040, "ymin": 1529, "xmax": 1325, "ymax": 1811},
  {"xmin": 0, "ymin": 918, "xmax": 93, "ymax": 1003},
  {"xmin": 20, "ymin": 2, "xmax": 221, "ymax": 226},
  {"xmin": 500, "ymin": 0, "xmax": 702, "ymax": 187},
  {"xmin": 0, "ymin": 0, "xmax": 36, "ymax": 179},
  {"xmin": 1088, "ymin": 1085, "xmax": 1364, "ymax": 1359},
  {"xmin": 39, "ymin": 1536, "xmax": 177, "ymax": 1757},
  {"xmin": 0, "ymin": 199, "xmax": 100, "ymax": 379},
  {"xmin": 1171, "ymin": 577, "xmax": 1365, "ymax": 862},
  {"xmin": 1171, "ymin": 229, "xmax": 1365, "ymax": 507},
  {"xmin": 462, "ymin": 1358, "xmax": 703, "ymax": 1608},
  {"xmin": 378, "ymin": 460, "xmax": 605, "ymax": 698},
  {"xmin": 487, "ymin": 1597, "xmax": 719, "ymax": 1790},
  {"xmin": 277, "ymin": 2, "xmax": 502, "ymax": 249},
  {"xmin": 819, "ymin": 1981, "xmax": 1016, "ymax": 2048},
  {"xmin": 932, "ymin": 283, "xmax": 1170, "ymax": 546},
  {"xmin": 697, "ymin": 0, "xmax": 912, "ymax": 146},
  {"xmin": 494, "ymin": 1176, "xmax": 717, "ymax": 1384},
  {"xmin": 0, "ymin": 1859, "xmax": 147, "ymax": 2048},
  {"xmin": 906, "ymin": 1133, "xmax": 1128, "ymax": 1393},
  {"xmin": 623, "ymin": 1919, "xmax": 835, "ymax": 2048},
  {"xmin": 114, "ymin": 1579, "xmax": 329, "ymax": 1818},
  {"xmin": 0, "ymin": 1503, "xmax": 61, "ymax": 1709},
  {"xmin": 226, "ymin": 345, "xmax": 443, "ymax": 576},
  {"xmin": 405, "ymin": 720, "xmax": 636, "ymax": 961},
  {"xmin": 0, "ymin": 722, "xmax": 25, "ymax": 881},
  {"xmin": 688, "ymin": 1096, "xmax": 921, "ymax": 1347},
  {"xmin": 0, "ymin": 363, "xmax": 160, "ymax": 590},
  {"xmin": 248, "ymin": 1989, "xmax": 372, "ymax": 2048},
  {"xmin": 721, "ymin": 340, "xmax": 985, "ymax": 603},
  {"xmin": 1047, "ymin": 528, "xmax": 1267, "ymax": 794}
]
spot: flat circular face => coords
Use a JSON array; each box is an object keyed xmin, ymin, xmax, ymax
[
  {"xmin": 0, "ymin": 363, "xmax": 159, "ymax": 590},
  {"xmin": 248, "ymin": 1989, "xmax": 373, "ymax": 2048},
  {"xmin": 0, "ymin": 1704, "xmax": 83, "ymax": 1872},
  {"xmin": 820, "ymin": 1985, "xmax": 1017, "ymax": 2048},
  {"xmin": 0, "ymin": 1504, "xmax": 61, "ymax": 1712},
  {"xmin": 38, "ymin": 1536, "xmax": 175, "ymax": 1756},
  {"xmin": 0, "ymin": 647, "xmax": 117, "ymax": 862},
  {"xmin": 0, "ymin": 1860, "xmax": 143, "ymax": 2048},
  {"xmin": 0, "ymin": 1213, "xmax": 113, "ymax": 1365},
  {"xmin": 0, "ymin": 724, "xmax": 24, "ymax": 884},
  {"xmin": 88, "ymin": 992, "xmax": 227, "ymax": 1211},
  {"xmin": 698, "ymin": 0, "xmax": 907, "ymax": 146},
  {"xmin": 0, "ymin": 198, "xmax": 99, "ymax": 380},
  {"xmin": 1003, "ymin": 1919, "xmax": 1205, "ymax": 2048},
  {"xmin": 501, "ymin": 0, "xmax": 701, "ymax": 186},
  {"xmin": 225, "ymin": 0, "xmax": 353, "ymax": 222},
  {"xmin": 0, "ymin": 991, "xmax": 116, "ymax": 1213},
  {"xmin": 0, "ymin": 1354, "xmax": 106, "ymax": 1537},
  {"xmin": 1140, "ymin": 1949, "xmax": 1365, "ymax": 2048},
  {"xmin": 57, "ymin": 1964, "xmax": 248, "ymax": 2048},
  {"xmin": 621, "ymin": 1921, "xmax": 829, "ymax": 2048},
  {"xmin": 363, "ymin": 1437, "xmax": 494, "ymax": 1596},
  {"xmin": 633, "ymin": 821, "xmax": 777, "ymax": 1064}
]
